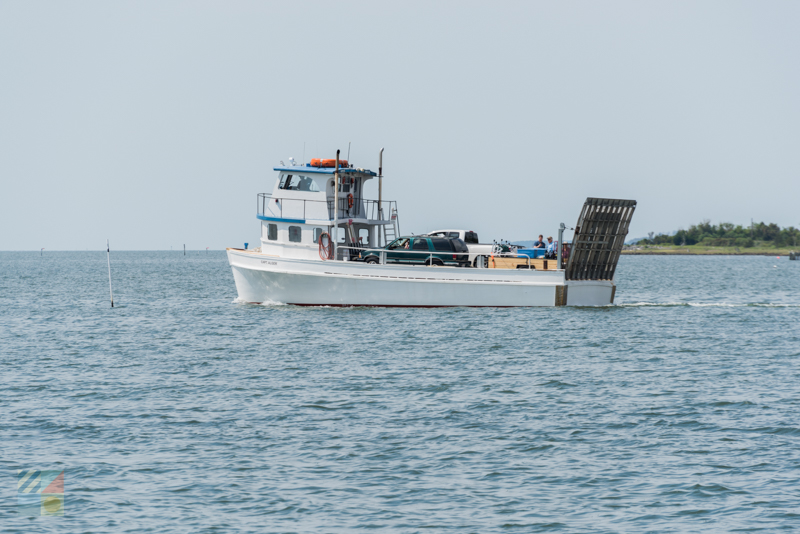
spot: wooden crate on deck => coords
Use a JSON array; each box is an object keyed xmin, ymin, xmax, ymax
[{"xmin": 489, "ymin": 256, "xmax": 555, "ymax": 270}]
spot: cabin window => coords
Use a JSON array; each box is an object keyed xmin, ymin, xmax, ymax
[
  {"xmin": 268, "ymin": 224, "xmax": 278, "ymax": 241},
  {"xmin": 412, "ymin": 239, "xmax": 430, "ymax": 251},
  {"xmin": 313, "ymin": 228, "xmax": 323, "ymax": 243},
  {"xmin": 431, "ymin": 238, "xmax": 452, "ymax": 252},
  {"xmin": 280, "ymin": 174, "xmax": 319, "ymax": 192},
  {"xmin": 299, "ymin": 176, "xmax": 319, "ymax": 192},
  {"xmin": 358, "ymin": 228, "xmax": 369, "ymax": 246},
  {"xmin": 288, "ymin": 226, "xmax": 302, "ymax": 242}
]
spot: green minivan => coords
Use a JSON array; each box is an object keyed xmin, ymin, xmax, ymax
[{"xmin": 360, "ymin": 236, "xmax": 469, "ymax": 266}]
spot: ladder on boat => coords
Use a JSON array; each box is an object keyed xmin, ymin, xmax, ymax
[{"xmin": 380, "ymin": 207, "xmax": 400, "ymax": 246}]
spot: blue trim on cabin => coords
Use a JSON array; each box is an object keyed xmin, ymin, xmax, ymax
[
  {"xmin": 273, "ymin": 166, "xmax": 377, "ymax": 176},
  {"xmin": 257, "ymin": 215, "xmax": 306, "ymax": 224}
]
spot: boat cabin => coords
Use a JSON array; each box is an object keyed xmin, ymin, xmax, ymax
[{"xmin": 256, "ymin": 161, "xmax": 399, "ymax": 261}]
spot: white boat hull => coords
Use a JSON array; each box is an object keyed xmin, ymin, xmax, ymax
[{"xmin": 227, "ymin": 249, "xmax": 615, "ymax": 307}]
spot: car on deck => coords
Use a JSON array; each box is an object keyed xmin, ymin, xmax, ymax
[
  {"xmin": 359, "ymin": 236, "xmax": 469, "ymax": 266},
  {"xmin": 422, "ymin": 229, "xmax": 494, "ymax": 267}
]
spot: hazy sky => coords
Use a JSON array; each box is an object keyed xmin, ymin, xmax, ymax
[{"xmin": 2, "ymin": 1, "xmax": 798, "ymax": 250}]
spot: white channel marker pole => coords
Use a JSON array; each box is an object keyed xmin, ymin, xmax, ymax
[{"xmin": 107, "ymin": 239, "xmax": 114, "ymax": 308}]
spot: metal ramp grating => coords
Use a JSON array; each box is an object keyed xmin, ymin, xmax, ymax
[{"xmin": 565, "ymin": 198, "xmax": 637, "ymax": 281}]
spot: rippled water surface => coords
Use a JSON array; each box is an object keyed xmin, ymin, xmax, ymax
[{"xmin": 2, "ymin": 252, "xmax": 799, "ymax": 532}]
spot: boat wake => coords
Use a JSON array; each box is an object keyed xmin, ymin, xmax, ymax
[
  {"xmin": 259, "ymin": 300, "xmax": 287, "ymax": 307},
  {"xmin": 231, "ymin": 297, "xmax": 287, "ymax": 306}
]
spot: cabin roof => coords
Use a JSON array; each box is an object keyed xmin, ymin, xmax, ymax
[{"xmin": 273, "ymin": 165, "xmax": 378, "ymax": 177}]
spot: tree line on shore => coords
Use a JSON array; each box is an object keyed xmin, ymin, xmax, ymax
[{"xmin": 638, "ymin": 220, "xmax": 800, "ymax": 248}]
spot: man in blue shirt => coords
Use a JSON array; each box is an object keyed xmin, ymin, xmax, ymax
[{"xmin": 533, "ymin": 234, "xmax": 546, "ymax": 249}]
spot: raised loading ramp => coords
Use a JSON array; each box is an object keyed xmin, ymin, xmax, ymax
[{"xmin": 565, "ymin": 198, "xmax": 637, "ymax": 281}]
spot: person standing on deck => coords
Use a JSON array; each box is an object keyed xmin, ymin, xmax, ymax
[
  {"xmin": 533, "ymin": 235, "xmax": 546, "ymax": 248},
  {"xmin": 546, "ymin": 236, "xmax": 558, "ymax": 259}
]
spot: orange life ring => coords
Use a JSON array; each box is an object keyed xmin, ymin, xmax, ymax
[
  {"xmin": 347, "ymin": 193, "xmax": 354, "ymax": 208},
  {"xmin": 310, "ymin": 158, "xmax": 348, "ymax": 168}
]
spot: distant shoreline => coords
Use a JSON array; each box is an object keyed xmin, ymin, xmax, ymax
[
  {"xmin": 622, "ymin": 252, "xmax": 790, "ymax": 256},
  {"xmin": 622, "ymin": 247, "xmax": 797, "ymax": 256}
]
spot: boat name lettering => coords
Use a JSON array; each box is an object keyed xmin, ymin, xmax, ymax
[{"xmin": 261, "ymin": 260, "xmax": 278, "ymax": 265}]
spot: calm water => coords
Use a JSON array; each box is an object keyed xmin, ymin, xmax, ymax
[{"xmin": 1, "ymin": 252, "xmax": 799, "ymax": 532}]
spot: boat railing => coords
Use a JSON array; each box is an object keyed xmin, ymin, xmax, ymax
[
  {"xmin": 330, "ymin": 244, "xmax": 563, "ymax": 270},
  {"xmin": 258, "ymin": 193, "xmax": 271, "ymax": 217},
  {"xmin": 334, "ymin": 244, "xmax": 436, "ymax": 265},
  {"xmin": 331, "ymin": 244, "xmax": 475, "ymax": 267},
  {"xmin": 328, "ymin": 198, "xmax": 398, "ymax": 221},
  {"xmin": 258, "ymin": 193, "xmax": 397, "ymax": 222}
]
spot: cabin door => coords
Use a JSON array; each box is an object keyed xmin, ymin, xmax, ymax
[{"xmin": 327, "ymin": 176, "xmax": 358, "ymax": 218}]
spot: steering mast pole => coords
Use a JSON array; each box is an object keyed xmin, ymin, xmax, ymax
[
  {"xmin": 378, "ymin": 147, "xmax": 384, "ymax": 246},
  {"xmin": 333, "ymin": 150, "xmax": 340, "ymax": 261}
]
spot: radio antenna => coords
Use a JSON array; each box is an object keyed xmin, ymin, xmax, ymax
[
  {"xmin": 302, "ymin": 142, "xmax": 305, "ymax": 165},
  {"xmin": 347, "ymin": 142, "xmax": 351, "ymax": 165}
]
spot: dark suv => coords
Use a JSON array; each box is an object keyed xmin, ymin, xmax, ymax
[{"xmin": 360, "ymin": 236, "xmax": 469, "ymax": 266}]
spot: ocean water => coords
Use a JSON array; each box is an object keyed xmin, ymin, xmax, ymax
[{"xmin": 1, "ymin": 251, "xmax": 799, "ymax": 532}]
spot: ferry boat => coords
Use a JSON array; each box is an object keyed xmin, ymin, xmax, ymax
[{"xmin": 226, "ymin": 150, "xmax": 636, "ymax": 307}]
